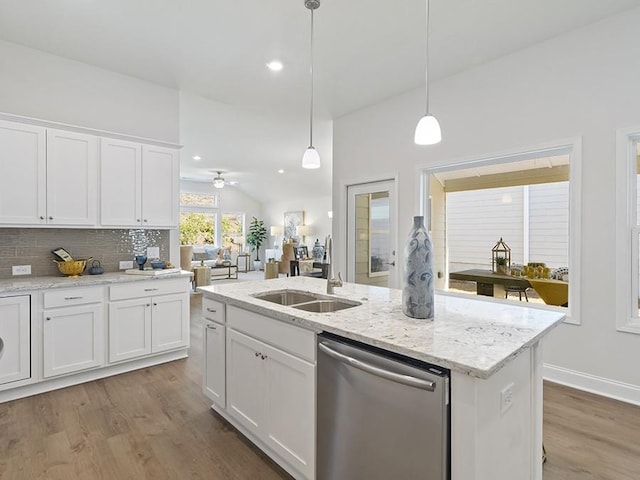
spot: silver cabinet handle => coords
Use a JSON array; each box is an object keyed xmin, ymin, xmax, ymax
[
  {"xmin": 146, "ymin": 304, "xmax": 151, "ymax": 307},
  {"xmin": 206, "ymin": 308, "xmax": 216, "ymax": 313},
  {"xmin": 318, "ymin": 342, "xmax": 436, "ymax": 391},
  {"xmin": 144, "ymin": 288, "xmax": 158, "ymax": 292},
  {"xmin": 0, "ymin": 336, "xmax": 4, "ymax": 355},
  {"xmin": 48, "ymin": 216, "xmax": 53, "ymax": 220},
  {"xmin": 46, "ymin": 317, "xmax": 51, "ymax": 321},
  {"xmin": 261, "ymin": 354, "xmax": 268, "ymax": 360},
  {"xmin": 143, "ymin": 219, "xmax": 148, "ymax": 223},
  {"xmin": 39, "ymin": 216, "xmax": 45, "ymax": 220},
  {"xmin": 204, "ymin": 317, "xmax": 216, "ymax": 322},
  {"xmin": 255, "ymin": 352, "xmax": 260, "ymax": 357},
  {"xmin": 385, "ymin": 261, "xmax": 396, "ymax": 266},
  {"xmin": 64, "ymin": 296, "xmax": 83, "ymax": 300},
  {"xmin": 206, "ymin": 324, "xmax": 217, "ymax": 330}
]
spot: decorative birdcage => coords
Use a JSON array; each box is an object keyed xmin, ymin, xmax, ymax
[{"xmin": 491, "ymin": 237, "xmax": 511, "ymax": 274}]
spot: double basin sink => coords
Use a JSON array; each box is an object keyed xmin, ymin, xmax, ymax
[{"xmin": 253, "ymin": 290, "xmax": 361, "ymax": 313}]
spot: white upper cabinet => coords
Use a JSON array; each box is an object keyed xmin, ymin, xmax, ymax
[
  {"xmin": 100, "ymin": 139, "xmax": 178, "ymax": 228},
  {"xmin": 0, "ymin": 121, "xmax": 98, "ymax": 226},
  {"xmin": 100, "ymin": 138, "xmax": 142, "ymax": 226},
  {"xmin": 46, "ymin": 129, "xmax": 98, "ymax": 225},
  {"xmin": 0, "ymin": 120, "xmax": 46, "ymax": 225},
  {"xmin": 141, "ymin": 145, "xmax": 178, "ymax": 228}
]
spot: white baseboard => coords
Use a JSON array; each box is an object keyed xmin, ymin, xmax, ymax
[{"xmin": 544, "ymin": 363, "xmax": 640, "ymax": 406}]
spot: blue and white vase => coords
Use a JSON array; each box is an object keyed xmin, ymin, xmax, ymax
[
  {"xmin": 312, "ymin": 238, "xmax": 324, "ymax": 262},
  {"xmin": 402, "ymin": 216, "xmax": 435, "ymax": 320}
]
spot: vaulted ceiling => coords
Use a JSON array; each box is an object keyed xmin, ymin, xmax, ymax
[{"xmin": 1, "ymin": 0, "xmax": 638, "ymax": 202}]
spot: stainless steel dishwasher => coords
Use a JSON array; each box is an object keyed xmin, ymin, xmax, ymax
[{"xmin": 317, "ymin": 333, "xmax": 450, "ymax": 480}]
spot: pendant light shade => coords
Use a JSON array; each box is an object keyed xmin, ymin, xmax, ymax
[
  {"xmin": 414, "ymin": 114, "xmax": 442, "ymax": 145},
  {"xmin": 414, "ymin": 0, "xmax": 441, "ymax": 146},
  {"xmin": 302, "ymin": 0, "xmax": 321, "ymax": 169},
  {"xmin": 302, "ymin": 146, "xmax": 320, "ymax": 169}
]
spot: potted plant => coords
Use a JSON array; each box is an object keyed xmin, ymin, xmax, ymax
[
  {"xmin": 246, "ymin": 216, "xmax": 267, "ymax": 270},
  {"xmin": 495, "ymin": 256, "xmax": 508, "ymax": 275}
]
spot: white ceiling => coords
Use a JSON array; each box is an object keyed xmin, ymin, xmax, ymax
[{"xmin": 0, "ymin": 0, "xmax": 638, "ymax": 202}]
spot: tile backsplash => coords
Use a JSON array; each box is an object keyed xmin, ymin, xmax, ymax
[{"xmin": 0, "ymin": 228, "xmax": 170, "ymax": 279}]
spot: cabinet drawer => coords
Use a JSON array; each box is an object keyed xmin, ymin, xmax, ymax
[
  {"xmin": 44, "ymin": 287, "xmax": 103, "ymax": 308},
  {"xmin": 109, "ymin": 278, "xmax": 187, "ymax": 301},
  {"xmin": 203, "ymin": 298, "xmax": 225, "ymax": 324},
  {"xmin": 227, "ymin": 305, "xmax": 315, "ymax": 363}
]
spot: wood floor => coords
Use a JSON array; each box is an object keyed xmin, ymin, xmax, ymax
[{"xmin": 0, "ymin": 293, "xmax": 638, "ymax": 479}]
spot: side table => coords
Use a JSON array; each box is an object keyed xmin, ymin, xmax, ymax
[
  {"xmin": 236, "ymin": 253, "xmax": 251, "ymax": 272},
  {"xmin": 264, "ymin": 261, "xmax": 279, "ymax": 279}
]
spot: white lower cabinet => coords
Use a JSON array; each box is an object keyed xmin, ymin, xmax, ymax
[
  {"xmin": 43, "ymin": 303, "xmax": 103, "ymax": 378},
  {"xmin": 0, "ymin": 295, "xmax": 31, "ymax": 386},
  {"xmin": 203, "ymin": 319, "xmax": 226, "ymax": 408},
  {"xmin": 109, "ymin": 281, "xmax": 189, "ymax": 363},
  {"xmin": 223, "ymin": 306, "xmax": 316, "ymax": 480}
]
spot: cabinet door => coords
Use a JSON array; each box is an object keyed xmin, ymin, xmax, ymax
[
  {"xmin": 100, "ymin": 138, "xmax": 142, "ymax": 226},
  {"xmin": 141, "ymin": 145, "xmax": 178, "ymax": 227},
  {"xmin": 0, "ymin": 296, "xmax": 31, "ymax": 386},
  {"xmin": 203, "ymin": 321, "xmax": 226, "ymax": 407},
  {"xmin": 0, "ymin": 120, "xmax": 46, "ymax": 225},
  {"xmin": 151, "ymin": 293, "xmax": 189, "ymax": 353},
  {"xmin": 226, "ymin": 329, "xmax": 266, "ymax": 436},
  {"xmin": 108, "ymin": 298, "xmax": 152, "ymax": 363},
  {"xmin": 46, "ymin": 129, "xmax": 98, "ymax": 225},
  {"xmin": 43, "ymin": 304, "xmax": 104, "ymax": 378},
  {"xmin": 264, "ymin": 343, "xmax": 316, "ymax": 478}
]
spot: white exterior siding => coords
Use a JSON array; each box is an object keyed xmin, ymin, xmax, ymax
[
  {"xmin": 447, "ymin": 183, "xmax": 569, "ymax": 272},
  {"xmin": 528, "ymin": 183, "xmax": 569, "ymax": 268},
  {"xmin": 447, "ymin": 186, "xmax": 524, "ymax": 271}
]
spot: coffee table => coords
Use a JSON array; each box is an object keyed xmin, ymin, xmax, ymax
[{"xmin": 210, "ymin": 264, "xmax": 238, "ymax": 280}]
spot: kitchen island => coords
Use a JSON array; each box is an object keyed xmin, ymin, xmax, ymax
[{"xmin": 199, "ymin": 276, "xmax": 565, "ymax": 480}]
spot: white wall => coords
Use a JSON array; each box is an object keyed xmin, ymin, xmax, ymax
[
  {"xmin": 264, "ymin": 196, "xmax": 332, "ymax": 249},
  {"xmin": 0, "ymin": 39, "xmax": 179, "ymax": 142},
  {"xmin": 333, "ymin": 8, "xmax": 640, "ymax": 400}
]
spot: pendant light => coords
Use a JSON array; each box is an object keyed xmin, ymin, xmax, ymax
[
  {"xmin": 302, "ymin": 0, "xmax": 321, "ymax": 169},
  {"xmin": 213, "ymin": 171, "xmax": 225, "ymax": 189},
  {"xmin": 414, "ymin": 0, "xmax": 441, "ymax": 145}
]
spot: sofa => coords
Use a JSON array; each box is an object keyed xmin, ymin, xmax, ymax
[{"xmin": 180, "ymin": 245, "xmax": 239, "ymax": 270}]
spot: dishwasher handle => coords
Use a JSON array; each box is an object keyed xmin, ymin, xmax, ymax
[{"xmin": 318, "ymin": 341, "xmax": 436, "ymax": 391}]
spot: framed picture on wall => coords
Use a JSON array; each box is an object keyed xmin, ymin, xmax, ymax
[{"xmin": 284, "ymin": 211, "xmax": 304, "ymax": 244}]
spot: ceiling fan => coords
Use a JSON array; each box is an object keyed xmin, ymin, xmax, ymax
[{"xmin": 211, "ymin": 170, "xmax": 239, "ymax": 189}]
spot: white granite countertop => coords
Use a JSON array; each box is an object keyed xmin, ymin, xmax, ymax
[
  {"xmin": 0, "ymin": 270, "xmax": 193, "ymax": 293},
  {"xmin": 198, "ymin": 276, "xmax": 565, "ymax": 379}
]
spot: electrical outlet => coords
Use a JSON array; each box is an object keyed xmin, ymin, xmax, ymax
[
  {"xmin": 12, "ymin": 265, "xmax": 31, "ymax": 275},
  {"xmin": 119, "ymin": 260, "xmax": 134, "ymax": 270},
  {"xmin": 500, "ymin": 382, "xmax": 514, "ymax": 415}
]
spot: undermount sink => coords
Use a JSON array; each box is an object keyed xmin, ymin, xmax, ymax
[
  {"xmin": 292, "ymin": 299, "xmax": 360, "ymax": 313},
  {"xmin": 253, "ymin": 290, "xmax": 319, "ymax": 306},
  {"xmin": 252, "ymin": 290, "xmax": 361, "ymax": 313}
]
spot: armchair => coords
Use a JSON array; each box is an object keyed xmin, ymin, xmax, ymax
[{"xmin": 279, "ymin": 243, "xmax": 296, "ymax": 275}]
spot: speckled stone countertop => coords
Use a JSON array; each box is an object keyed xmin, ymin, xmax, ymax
[
  {"xmin": 0, "ymin": 270, "xmax": 193, "ymax": 293},
  {"xmin": 198, "ymin": 276, "xmax": 565, "ymax": 379}
]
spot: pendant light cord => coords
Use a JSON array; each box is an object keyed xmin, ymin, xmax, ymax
[
  {"xmin": 424, "ymin": 0, "xmax": 431, "ymax": 115},
  {"xmin": 309, "ymin": 8, "xmax": 315, "ymax": 148}
]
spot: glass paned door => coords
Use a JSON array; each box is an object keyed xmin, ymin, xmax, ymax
[{"xmin": 347, "ymin": 180, "xmax": 397, "ymax": 288}]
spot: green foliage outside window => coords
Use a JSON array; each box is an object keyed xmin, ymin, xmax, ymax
[{"xmin": 180, "ymin": 212, "xmax": 214, "ymax": 245}]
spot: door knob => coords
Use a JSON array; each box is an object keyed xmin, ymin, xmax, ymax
[{"xmin": 385, "ymin": 261, "xmax": 396, "ymax": 266}]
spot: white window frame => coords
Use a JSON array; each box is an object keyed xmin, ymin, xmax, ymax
[
  {"xmin": 615, "ymin": 126, "xmax": 640, "ymax": 334},
  {"xmin": 221, "ymin": 211, "xmax": 246, "ymax": 248},
  {"xmin": 418, "ymin": 137, "xmax": 582, "ymax": 325},
  {"xmin": 179, "ymin": 192, "xmax": 219, "ymax": 245}
]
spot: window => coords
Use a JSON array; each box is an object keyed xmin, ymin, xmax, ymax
[
  {"xmin": 616, "ymin": 128, "xmax": 640, "ymax": 333},
  {"xmin": 180, "ymin": 192, "xmax": 217, "ymax": 245},
  {"xmin": 221, "ymin": 212, "xmax": 245, "ymax": 250},
  {"xmin": 423, "ymin": 140, "xmax": 581, "ymax": 323}
]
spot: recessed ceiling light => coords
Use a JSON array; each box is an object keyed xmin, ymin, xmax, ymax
[
  {"xmin": 266, "ymin": 60, "xmax": 283, "ymax": 71},
  {"xmin": 278, "ymin": 169, "xmax": 284, "ymax": 174},
  {"xmin": 192, "ymin": 155, "xmax": 201, "ymax": 161}
]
